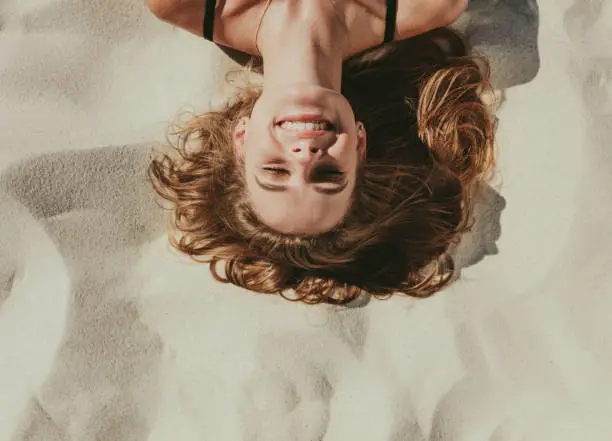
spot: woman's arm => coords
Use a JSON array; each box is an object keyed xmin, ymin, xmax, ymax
[{"xmin": 147, "ymin": 0, "xmax": 206, "ymax": 38}]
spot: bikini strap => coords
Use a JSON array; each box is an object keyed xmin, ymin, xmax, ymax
[
  {"xmin": 384, "ymin": 0, "xmax": 397, "ymax": 43},
  {"xmin": 203, "ymin": 0, "xmax": 216, "ymax": 41}
]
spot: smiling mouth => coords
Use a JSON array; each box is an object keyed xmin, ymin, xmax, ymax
[
  {"xmin": 277, "ymin": 122, "xmax": 336, "ymax": 140},
  {"xmin": 275, "ymin": 113, "xmax": 336, "ymax": 129},
  {"xmin": 277, "ymin": 120, "xmax": 335, "ymax": 131}
]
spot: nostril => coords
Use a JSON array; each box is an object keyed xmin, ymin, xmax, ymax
[
  {"xmin": 292, "ymin": 147, "xmax": 301, "ymax": 153},
  {"xmin": 310, "ymin": 147, "xmax": 319, "ymax": 153}
]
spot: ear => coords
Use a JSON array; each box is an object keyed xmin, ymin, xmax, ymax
[
  {"xmin": 356, "ymin": 121, "xmax": 367, "ymax": 160},
  {"xmin": 233, "ymin": 116, "xmax": 250, "ymax": 156}
]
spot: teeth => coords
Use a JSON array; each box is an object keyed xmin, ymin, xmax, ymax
[{"xmin": 279, "ymin": 121, "xmax": 331, "ymax": 131}]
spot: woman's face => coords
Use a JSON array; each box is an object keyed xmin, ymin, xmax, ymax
[{"xmin": 236, "ymin": 84, "xmax": 366, "ymax": 235}]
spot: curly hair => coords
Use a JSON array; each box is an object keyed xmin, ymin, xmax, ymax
[{"xmin": 148, "ymin": 28, "xmax": 496, "ymax": 305}]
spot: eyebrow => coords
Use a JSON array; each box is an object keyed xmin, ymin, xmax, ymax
[{"xmin": 254, "ymin": 175, "xmax": 349, "ymax": 195}]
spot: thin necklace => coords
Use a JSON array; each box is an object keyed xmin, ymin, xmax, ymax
[{"xmin": 254, "ymin": 0, "xmax": 274, "ymax": 57}]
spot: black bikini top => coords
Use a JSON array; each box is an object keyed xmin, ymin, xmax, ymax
[{"xmin": 203, "ymin": 0, "xmax": 398, "ymax": 45}]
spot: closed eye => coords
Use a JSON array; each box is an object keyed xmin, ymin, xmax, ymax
[
  {"xmin": 312, "ymin": 166, "xmax": 345, "ymax": 183},
  {"xmin": 262, "ymin": 167, "xmax": 290, "ymax": 176}
]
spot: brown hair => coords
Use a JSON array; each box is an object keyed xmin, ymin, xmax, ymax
[{"xmin": 148, "ymin": 28, "xmax": 495, "ymax": 304}]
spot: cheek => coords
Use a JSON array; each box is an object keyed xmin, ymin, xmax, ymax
[
  {"xmin": 339, "ymin": 99, "xmax": 357, "ymax": 129},
  {"xmin": 241, "ymin": 165, "xmax": 258, "ymax": 202},
  {"xmin": 242, "ymin": 150, "xmax": 258, "ymax": 180},
  {"xmin": 335, "ymin": 135, "xmax": 360, "ymax": 164}
]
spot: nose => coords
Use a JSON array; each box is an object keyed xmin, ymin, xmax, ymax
[{"xmin": 291, "ymin": 144, "xmax": 322, "ymax": 164}]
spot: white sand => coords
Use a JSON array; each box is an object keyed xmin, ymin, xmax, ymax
[{"xmin": 1, "ymin": 0, "xmax": 611, "ymax": 440}]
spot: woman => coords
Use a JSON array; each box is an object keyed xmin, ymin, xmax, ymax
[{"xmin": 147, "ymin": 0, "xmax": 495, "ymax": 304}]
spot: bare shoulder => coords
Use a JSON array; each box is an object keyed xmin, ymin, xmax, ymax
[
  {"xmin": 146, "ymin": 0, "xmax": 207, "ymax": 36},
  {"xmin": 347, "ymin": 0, "xmax": 467, "ymax": 55},
  {"xmin": 146, "ymin": 0, "xmax": 262, "ymax": 52},
  {"xmin": 396, "ymin": 0, "xmax": 468, "ymax": 38},
  {"xmin": 146, "ymin": 0, "xmax": 468, "ymax": 56}
]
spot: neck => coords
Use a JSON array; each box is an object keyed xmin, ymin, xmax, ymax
[{"xmin": 257, "ymin": 1, "xmax": 348, "ymax": 92}]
